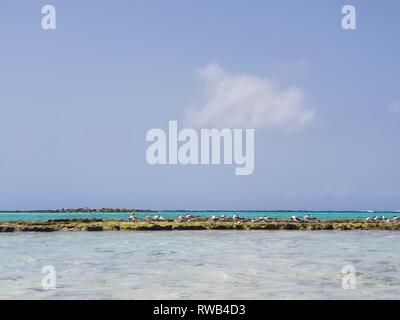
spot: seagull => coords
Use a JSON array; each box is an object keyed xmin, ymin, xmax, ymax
[
  {"xmin": 304, "ymin": 214, "xmax": 316, "ymax": 221},
  {"xmin": 258, "ymin": 216, "xmax": 271, "ymax": 221},
  {"xmin": 152, "ymin": 215, "xmax": 165, "ymax": 221}
]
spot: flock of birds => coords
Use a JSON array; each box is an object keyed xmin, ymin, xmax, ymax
[
  {"xmin": 365, "ymin": 215, "xmax": 399, "ymax": 223},
  {"xmin": 128, "ymin": 213, "xmax": 400, "ymax": 223},
  {"xmin": 129, "ymin": 213, "xmax": 320, "ymax": 222}
]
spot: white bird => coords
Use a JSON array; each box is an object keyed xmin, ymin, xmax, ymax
[
  {"xmin": 291, "ymin": 216, "xmax": 302, "ymax": 222},
  {"xmin": 304, "ymin": 214, "xmax": 316, "ymax": 221}
]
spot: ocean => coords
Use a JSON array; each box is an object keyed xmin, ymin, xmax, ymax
[
  {"xmin": 0, "ymin": 210, "xmax": 399, "ymax": 222},
  {"xmin": 0, "ymin": 230, "xmax": 399, "ymax": 299}
]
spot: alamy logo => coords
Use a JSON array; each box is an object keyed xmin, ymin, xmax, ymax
[
  {"xmin": 341, "ymin": 265, "xmax": 356, "ymax": 290},
  {"xmin": 146, "ymin": 121, "xmax": 255, "ymax": 175},
  {"xmin": 41, "ymin": 5, "xmax": 56, "ymax": 30},
  {"xmin": 41, "ymin": 265, "xmax": 56, "ymax": 290},
  {"xmin": 341, "ymin": 5, "xmax": 356, "ymax": 30}
]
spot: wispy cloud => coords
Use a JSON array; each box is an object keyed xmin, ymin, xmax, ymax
[
  {"xmin": 387, "ymin": 100, "xmax": 400, "ymax": 115},
  {"xmin": 184, "ymin": 64, "xmax": 314, "ymax": 130}
]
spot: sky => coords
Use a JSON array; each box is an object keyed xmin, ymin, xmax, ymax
[{"xmin": 0, "ymin": 0, "xmax": 400, "ymax": 211}]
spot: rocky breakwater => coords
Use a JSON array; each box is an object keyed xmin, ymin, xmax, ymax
[{"xmin": 1, "ymin": 219, "xmax": 400, "ymax": 232}]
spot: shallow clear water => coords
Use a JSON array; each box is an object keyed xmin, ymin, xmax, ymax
[
  {"xmin": 0, "ymin": 231, "xmax": 399, "ymax": 299},
  {"xmin": 0, "ymin": 210, "xmax": 399, "ymax": 222}
]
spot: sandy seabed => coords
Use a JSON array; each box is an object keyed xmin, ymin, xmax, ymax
[{"xmin": 0, "ymin": 230, "xmax": 399, "ymax": 299}]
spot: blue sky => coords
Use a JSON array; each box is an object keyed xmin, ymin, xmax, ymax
[{"xmin": 1, "ymin": 0, "xmax": 400, "ymax": 210}]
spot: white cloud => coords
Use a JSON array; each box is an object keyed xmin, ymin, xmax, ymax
[
  {"xmin": 184, "ymin": 64, "xmax": 314, "ymax": 130},
  {"xmin": 387, "ymin": 101, "xmax": 400, "ymax": 115}
]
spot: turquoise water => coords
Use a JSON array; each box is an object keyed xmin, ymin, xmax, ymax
[
  {"xmin": 0, "ymin": 211, "xmax": 399, "ymax": 222},
  {"xmin": 1, "ymin": 231, "xmax": 399, "ymax": 299}
]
